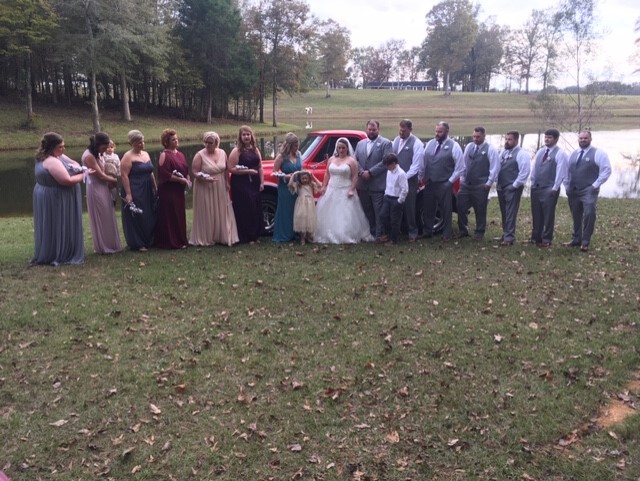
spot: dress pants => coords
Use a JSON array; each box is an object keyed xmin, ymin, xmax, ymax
[
  {"xmin": 497, "ymin": 185, "xmax": 524, "ymax": 242},
  {"xmin": 530, "ymin": 186, "xmax": 560, "ymax": 244},
  {"xmin": 567, "ymin": 186, "xmax": 599, "ymax": 246},
  {"xmin": 358, "ymin": 189, "xmax": 385, "ymax": 238},
  {"xmin": 382, "ymin": 195, "xmax": 403, "ymax": 242},
  {"xmin": 457, "ymin": 183, "xmax": 490, "ymax": 237},
  {"xmin": 402, "ymin": 176, "xmax": 419, "ymax": 239},
  {"xmin": 423, "ymin": 180, "xmax": 453, "ymax": 239}
]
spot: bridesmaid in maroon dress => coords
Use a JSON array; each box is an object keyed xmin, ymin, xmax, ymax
[
  {"xmin": 229, "ymin": 125, "xmax": 264, "ymax": 243},
  {"xmin": 155, "ymin": 128, "xmax": 191, "ymax": 249}
]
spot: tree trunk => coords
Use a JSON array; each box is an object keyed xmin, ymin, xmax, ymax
[
  {"xmin": 24, "ymin": 53, "xmax": 34, "ymax": 127},
  {"xmin": 120, "ymin": 71, "xmax": 131, "ymax": 121},
  {"xmin": 271, "ymin": 70, "xmax": 277, "ymax": 128},
  {"xmin": 207, "ymin": 85, "xmax": 212, "ymax": 124},
  {"xmin": 325, "ymin": 78, "xmax": 330, "ymax": 98},
  {"xmin": 444, "ymin": 71, "xmax": 451, "ymax": 96},
  {"xmin": 90, "ymin": 70, "xmax": 101, "ymax": 133}
]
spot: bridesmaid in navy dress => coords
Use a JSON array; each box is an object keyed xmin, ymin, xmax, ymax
[
  {"xmin": 229, "ymin": 125, "xmax": 264, "ymax": 243},
  {"xmin": 120, "ymin": 130, "xmax": 158, "ymax": 251}
]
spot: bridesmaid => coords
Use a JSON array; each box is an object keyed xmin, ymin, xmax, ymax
[
  {"xmin": 228, "ymin": 125, "xmax": 264, "ymax": 244},
  {"xmin": 120, "ymin": 130, "xmax": 157, "ymax": 251},
  {"xmin": 155, "ymin": 128, "xmax": 191, "ymax": 249},
  {"xmin": 189, "ymin": 131, "xmax": 239, "ymax": 246},
  {"xmin": 32, "ymin": 132, "xmax": 88, "ymax": 265},
  {"xmin": 271, "ymin": 132, "xmax": 302, "ymax": 243},
  {"xmin": 82, "ymin": 132, "xmax": 122, "ymax": 254}
]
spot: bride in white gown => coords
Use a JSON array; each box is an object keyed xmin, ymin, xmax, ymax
[{"xmin": 315, "ymin": 137, "xmax": 374, "ymax": 244}]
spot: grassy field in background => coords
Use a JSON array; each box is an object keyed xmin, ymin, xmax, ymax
[
  {"xmin": 2, "ymin": 89, "xmax": 640, "ymax": 152},
  {"xmin": 1, "ymin": 198, "xmax": 640, "ymax": 480}
]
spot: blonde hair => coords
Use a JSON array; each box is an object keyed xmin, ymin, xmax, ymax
[
  {"xmin": 127, "ymin": 130, "xmax": 144, "ymax": 145},
  {"xmin": 203, "ymin": 131, "xmax": 220, "ymax": 146}
]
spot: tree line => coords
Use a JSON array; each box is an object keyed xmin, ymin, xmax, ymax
[{"xmin": 1, "ymin": 0, "xmax": 638, "ymax": 131}]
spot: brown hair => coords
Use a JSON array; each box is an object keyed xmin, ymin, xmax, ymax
[
  {"xmin": 237, "ymin": 125, "xmax": 257, "ymax": 153},
  {"xmin": 161, "ymin": 128, "xmax": 177, "ymax": 148}
]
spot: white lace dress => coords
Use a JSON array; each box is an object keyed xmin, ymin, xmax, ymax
[{"xmin": 315, "ymin": 162, "xmax": 373, "ymax": 244}]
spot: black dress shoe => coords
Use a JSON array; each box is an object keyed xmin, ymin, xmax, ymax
[{"xmin": 563, "ymin": 241, "xmax": 581, "ymax": 247}]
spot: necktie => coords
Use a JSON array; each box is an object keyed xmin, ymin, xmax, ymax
[
  {"xmin": 473, "ymin": 145, "xmax": 479, "ymax": 157},
  {"xmin": 434, "ymin": 142, "xmax": 442, "ymax": 155},
  {"xmin": 542, "ymin": 148, "xmax": 549, "ymax": 162},
  {"xmin": 367, "ymin": 140, "xmax": 373, "ymax": 157},
  {"xmin": 576, "ymin": 150, "xmax": 584, "ymax": 167}
]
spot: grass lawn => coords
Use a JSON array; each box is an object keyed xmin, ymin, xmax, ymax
[
  {"xmin": 1, "ymin": 198, "xmax": 640, "ymax": 480},
  {"xmin": 2, "ymin": 90, "xmax": 640, "ymax": 152}
]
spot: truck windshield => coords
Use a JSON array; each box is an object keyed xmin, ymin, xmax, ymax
[{"xmin": 299, "ymin": 135, "xmax": 321, "ymax": 162}]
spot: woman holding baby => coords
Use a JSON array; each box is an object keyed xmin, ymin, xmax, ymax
[{"xmin": 82, "ymin": 132, "xmax": 122, "ymax": 254}]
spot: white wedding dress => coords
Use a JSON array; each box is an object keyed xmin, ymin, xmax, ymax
[{"xmin": 315, "ymin": 162, "xmax": 373, "ymax": 244}]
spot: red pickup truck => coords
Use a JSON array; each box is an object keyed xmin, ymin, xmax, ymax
[{"xmin": 260, "ymin": 130, "xmax": 457, "ymax": 235}]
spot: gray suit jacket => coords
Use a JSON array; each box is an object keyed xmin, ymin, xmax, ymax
[{"xmin": 355, "ymin": 136, "xmax": 393, "ymax": 192}]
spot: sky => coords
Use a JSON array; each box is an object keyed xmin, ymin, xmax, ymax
[{"xmin": 307, "ymin": 0, "xmax": 639, "ymax": 89}]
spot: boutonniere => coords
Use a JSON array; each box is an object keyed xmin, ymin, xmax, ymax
[
  {"xmin": 376, "ymin": 141, "xmax": 381, "ymax": 147},
  {"xmin": 585, "ymin": 157, "xmax": 591, "ymax": 162},
  {"xmin": 444, "ymin": 145, "xmax": 450, "ymax": 150},
  {"xmin": 403, "ymin": 146, "xmax": 409, "ymax": 151},
  {"xmin": 481, "ymin": 151, "xmax": 486, "ymax": 155}
]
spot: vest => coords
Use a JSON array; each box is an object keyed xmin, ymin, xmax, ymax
[
  {"xmin": 568, "ymin": 147, "xmax": 600, "ymax": 190},
  {"xmin": 532, "ymin": 146, "xmax": 558, "ymax": 189},
  {"xmin": 498, "ymin": 146, "xmax": 521, "ymax": 189},
  {"xmin": 465, "ymin": 142, "xmax": 490, "ymax": 186},
  {"xmin": 394, "ymin": 135, "xmax": 418, "ymax": 173},
  {"xmin": 424, "ymin": 138, "xmax": 455, "ymax": 183}
]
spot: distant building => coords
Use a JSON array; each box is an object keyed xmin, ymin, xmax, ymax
[{"xmin": 366, "ymin": 81, "xmax": 432, "ymax": 91}]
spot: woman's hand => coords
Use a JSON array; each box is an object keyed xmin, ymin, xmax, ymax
[{"xmin": 347, "ymin": 189, "xmax": 354, "ymax": 198}]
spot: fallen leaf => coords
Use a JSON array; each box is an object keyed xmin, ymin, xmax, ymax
[
  {"xmin": 288, "ymin": 443, "xmax": 303, "ymax": 452},
  {"xmin": 49, "ymin": 419, "xmax": 68, "ymax": 427},
  {"xmin": 386, "ymin": 431, "xmax": 400, "ymax": 443},
  {"xmin": 447, "ymin": 438, "xmax": 459, "ymax": 447},
  {"xmin": 131, "ymin": 465, "xmax": 142, "ymax": 474},
  {"xmin": 150, "ymin": 404, "xmax": 162, "ymax": 415}
]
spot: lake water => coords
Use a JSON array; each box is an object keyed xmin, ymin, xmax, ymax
[{"xmin": 0, "ymin": 129, "xmax": 638, "ymax": 216}]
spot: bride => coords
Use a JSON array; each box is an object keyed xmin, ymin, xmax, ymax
[{"xmin": 315, "ymin": 137, "xmax": 374, "ymax": 244}]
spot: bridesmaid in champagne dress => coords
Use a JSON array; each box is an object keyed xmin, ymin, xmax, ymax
[{"xmin": 190, "ymin": 131, "xmax": 239, "ymax": 246}]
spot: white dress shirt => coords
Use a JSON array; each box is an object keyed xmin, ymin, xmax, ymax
[{"xmin": 385, "ymin": 165, "xmax": 409, "ymax": 203}]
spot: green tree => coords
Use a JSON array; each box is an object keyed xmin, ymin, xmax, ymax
[
  {"xmin": 0, "ymin": 0, "xmax": 58, "ymax": 126},
  {"xmin": 457, "ymin": 21, "xmax": 503, "ymax": 92},
  {"xmin": 317, "ymin": 20, "xmax": 351, "ymax": 97},
  {"xmin": 177, "ymin": 0, "xmax": 250, "ymax": 123},
  {"xmin": 511, "ymin": 10, "xmax": 545, "ymax": 94},
  {"xmin": 260, "ymin": 0, "xmax": 313, "ymax": 127},
  {"xmin": 421, "ymin": 0, "xmax": 478, "ymax": 95}
]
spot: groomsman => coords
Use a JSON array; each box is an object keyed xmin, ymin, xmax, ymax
[
  {"xmin": 356, "ymin": 120, "xmax": 393, "ymax": 241},
  {"xmin": 422, "ymin": 121, "xmax": 464, "ymax": 240},
  {"xmin": 496, "ymin": 131, "xmax": 530, "ymax": 246},
  {"xmin": 457, "ymin": 126, "xmax": 500, "ymax": 240},
  {"xmin": 564, "ymin": 130, "xmax": 611, "ymax": 252},
  {"xmin": 392, "ymin": 119, "xmax": 424, "ymax": 241},
  {"xmin": 530, "ymin": 128, "xmax": 568, "ymax": 247}
]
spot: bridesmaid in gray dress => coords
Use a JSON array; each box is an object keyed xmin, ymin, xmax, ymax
[{"xmin": 32, "ymin": 132, "xmax": 90, "ymax": 266}]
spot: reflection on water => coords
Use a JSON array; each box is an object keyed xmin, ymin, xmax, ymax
[{"xmin": 1, "ymin": 129, "xmax": 638, "ymax": 216}]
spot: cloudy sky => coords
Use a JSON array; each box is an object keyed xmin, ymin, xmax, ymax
[{"xmin": 307, "ymin": 0, "xmax": 639, "ymax": 88}]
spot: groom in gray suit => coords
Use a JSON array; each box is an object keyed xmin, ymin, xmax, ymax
[{"xmin": 356, "ymin": 120, "xmax": 393, "ymax": 241}]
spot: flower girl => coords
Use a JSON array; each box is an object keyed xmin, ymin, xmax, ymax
[{"xmin": 289, "ymin": 170, "xmax": 321, "ymax": 244}]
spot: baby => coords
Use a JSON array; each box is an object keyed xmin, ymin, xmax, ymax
[{"xmin": 102, "ymin": 140, "xmax": 120, "ymax": 203}]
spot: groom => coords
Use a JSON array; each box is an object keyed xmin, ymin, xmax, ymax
[{"xmin": 356, "ymin": 119, "xmax": 393, "ymax": 241}]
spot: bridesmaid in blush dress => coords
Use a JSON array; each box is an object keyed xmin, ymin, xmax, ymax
[
  {"xmin": 82, "ymin": 132, "xmax": 122, "ymax": 254},
  {"xmin": 228, "ymin": 125, "xmax": 264, "ymax": 244},
  {"xmin": 189, "ymin": 131, "xmax": 239, "ymax": 246},
  {"xmin": 155, "ymin": 128, "xmax": 191, "ymax": 249},
  {"xmin": 120, "ymin": 130, "xmax": 157, "ymax": 251}
]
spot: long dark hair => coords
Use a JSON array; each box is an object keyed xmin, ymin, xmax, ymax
[
  {"xmin": 88, "ymin": 132, "xmax": 111, "ymax": 157},
  {"xmin": 36, "ymin": 132, "xmax": 63, "ymax": 161}
]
